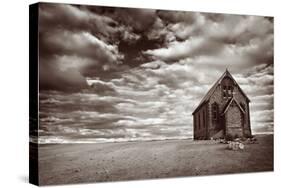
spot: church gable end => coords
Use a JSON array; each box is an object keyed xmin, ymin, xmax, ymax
[{"xmin": 192, "ymin": 69, "xmax": 252, "ymax": 140}]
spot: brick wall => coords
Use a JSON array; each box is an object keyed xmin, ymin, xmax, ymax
[
  {"xmin": 208, "ymin": 82, "xmax": 252, "ymax": 138},
  {"xmin": 193, "ymin": 104, "xmax": 208, "ymax": 139},
  {"xmin": 232, "ymin": 85, "xmax": 251, "ymax": 136},
  {"xmin": 209, "ymin": 85, "xmax": 223, "ymax": 135},
  {"xmin": 193, "ymin": 75, "xmax": 252, "ymax": 139},
  {"xmin": 225, "ymin": 103, "xmax": 243, "ymax": 137}
]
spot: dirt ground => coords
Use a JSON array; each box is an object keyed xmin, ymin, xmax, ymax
[{"xmin": 38, "ymin": 134, "xmax": 273, "ymax": 185}]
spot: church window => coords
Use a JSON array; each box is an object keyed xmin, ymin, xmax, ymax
[
  {"xmin": 227, "ymin": 86, "xmax": 233, "ymax": 98},
  {"xmin": 223, "ymin": 86, "xmax": 227, "ymax": 98},
  {"xmin": 212, "ymin": 102, "xmax": 218, "ymax": 121},
  {"xmin": 198, "ymin": 112, "xmax": 201, "ymax": 129}
]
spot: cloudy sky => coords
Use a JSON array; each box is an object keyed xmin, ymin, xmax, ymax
[{"xmin": 38, "ymin": 3, "xmax": 273, "ymax": 144}]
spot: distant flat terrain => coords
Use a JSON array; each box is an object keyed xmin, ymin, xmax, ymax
[{"xmin": 38, "ymin": 134, "xmax": 273, "ymax": 185}]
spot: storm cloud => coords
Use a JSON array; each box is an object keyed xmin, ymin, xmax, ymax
[{"xmin": 38, "ymin": 3, "xmax": 273, "ymax": 143}]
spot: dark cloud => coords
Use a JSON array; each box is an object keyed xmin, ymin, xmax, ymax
[
  {"xmin": 103, "ymin": 7, "xmax": 157, "ymax": 33},
  {"xmin": 88, "ymin": 81, "xmax": 117, "ymax": 96},
  {"xmin": 158, "ymin": 10, "xmax": 198, "ymax": 24},
  {"xmin": 39, "ymin": 3, "xmax": 127, "ymax": 91},
  {"xmin": 82, "ymin": 5, "xmax": 157, "ymax": 32},
  {"xmin": 40, "ymin": 30, "xmax": 123, "ymax": 61},
  {"xmin": 38, "ymin": 3, "xmax": 273, "ymax": 143},
  {"xmin": 39, "ymin": 4, "xmax": 120, "ymax": 43},
  {"xmin": 143, "ymin": 12, "xmax": 273, "ymax": 69},
  {"xmin": 119, "ymin": 36, "xmax": 165, "ymax": 67},
  {"xmin": 39, "ymin": 57, "xmax": 88, "ymax": 92},
  {"xmin": 38, "ymin": 3, "xmax": 162, "ymax": 91}
]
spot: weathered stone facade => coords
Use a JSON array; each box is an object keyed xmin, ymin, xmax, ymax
[
  {"xmin": 225, "ymin": 101, "xmax": 244, "ymax": 137},
  {"xmin": 192, "ymin": 69, "xmax": 252, "ymax": 140}
]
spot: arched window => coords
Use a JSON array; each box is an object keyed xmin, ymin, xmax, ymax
[
  {"xmin": 195, "ymin": 115, "xmax": 198, "ymax": 130},
  {"xmin": 212, "ymin": 102, "xmax": 218, "ymax": 121},
  {"xmin": 227, "ymin": 86, "xmax": 234, "ymax": 98},
  {"xmin": 198, "ymin": 113, "xmax": 201, "ymax": 129},
  {"xmin": 223, "ymin": 86, "xmax": 227, "ymax": 99},
  {"xmin": 221, "ymin": 76, "xmax": 234, "ymax": 99},
  {"xmin": 203, "ymin": 110, "xmax": 205, "ymax": 128}
]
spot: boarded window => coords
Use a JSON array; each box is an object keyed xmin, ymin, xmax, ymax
[
  {"xmin": 221, "ymin": 76, "xmax": 234, "ymax": 99},
  {"xmin": 227, "ymin": 86, "xmax": 233, "ymax": 98},
  {"xmin": 223, "ymin": 86, "xmax": 227, "ymax": 98},
  {"xmin": 194, "ymin": 115, "xmax": 197, "ymax": 130},
  {"xmin": 212, "ymin": 102, "xmax": 218, "ymax": 121},
  {"xmin": 198, "ymin": 113, "xmax": 201, "ymax": 130},
  {"xmin": 203, "ymin": 110, "xmax": 205, "ymax": 128}
]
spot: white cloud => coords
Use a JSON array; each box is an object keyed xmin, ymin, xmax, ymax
[
  {"xmin": 143, "ymin": 37, "xmax": 205, "ymax": 61},
  {"xmin": 38, "ymin": 6, "xmax": 273, "ymax": 143}
]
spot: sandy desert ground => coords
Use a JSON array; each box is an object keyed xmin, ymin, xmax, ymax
[{"xmin": 37, "ymin": 134, "xmax": 273, "ymax": 185}]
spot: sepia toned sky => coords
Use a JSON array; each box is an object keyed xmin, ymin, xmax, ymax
[{"xmin": 38, "ymin": 3, "xmax": 273, "ymax": 143}]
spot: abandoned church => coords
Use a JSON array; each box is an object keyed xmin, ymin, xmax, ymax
[{"xmin": 192, "ymin": 69, "xmax": 252, "ymax": 140}]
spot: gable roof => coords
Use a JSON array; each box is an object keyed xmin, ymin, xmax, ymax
[
  {"xmin": 192, "ymin": 69, "xmax": 250, "ymax": 115},
  {"xmin": 221, "ymin": 97, "xmax": 246, "ymax": 115}
]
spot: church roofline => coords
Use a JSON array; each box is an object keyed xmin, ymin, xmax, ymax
[
  {"xmin": 221, "ymin": 97, "xmax": 246, "ymax": 115},
  {"xmin": 192, "ymin": 69, "xmax": 250, "ymax": 115}
]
